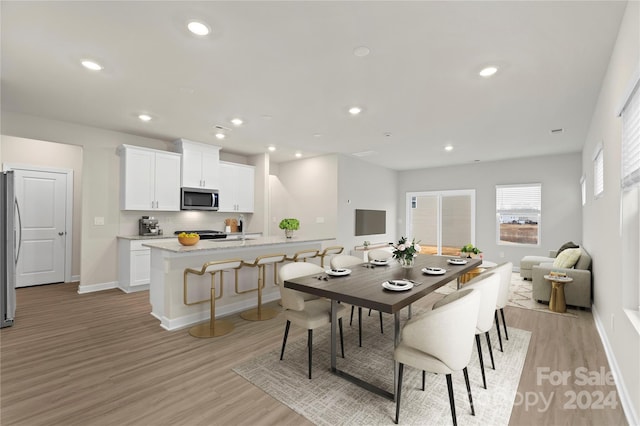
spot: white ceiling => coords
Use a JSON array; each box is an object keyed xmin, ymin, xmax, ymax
[{"xmin": 0, "ymin": 1, "xmax": 628, "ymax": 170}]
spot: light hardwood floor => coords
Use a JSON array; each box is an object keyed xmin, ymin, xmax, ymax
[{"xmin": 0, "ymin": 282, "xmax": 628, "ymax": 425}]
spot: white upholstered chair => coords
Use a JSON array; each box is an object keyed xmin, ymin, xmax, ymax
[
  {"xmin": 394, "ymin": 288, "xmax": 481, "ymax": 425},
  {"xmin": 434, "ymin": 272, "xmax": 500, "ymax": 389},
  {"xmin": 366, "ymin": 248, "xmax": 393, "ymax": 263},
  {"xmin": 493, "ymin": 262, "xmax": 513, "ymax": 352},
  {"xmin": 318, "ymin": 245, "xmax": 344, "ymax": 268},
  {"xmin": 278, "ymin": 262, "xmax": 347, "ymax": 379},
  {"xmin": 330, "ymin": 254, "xmax": 381, "ymax": 346}
]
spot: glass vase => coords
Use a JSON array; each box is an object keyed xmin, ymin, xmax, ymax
[{"xmin": 399, "ymin": 256, "xmax": 414, "ymax": 268}]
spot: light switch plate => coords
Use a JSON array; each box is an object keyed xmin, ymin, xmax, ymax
[{"xmin": 94, "ymin": 216, "xmax": 105, "ymax": 226}]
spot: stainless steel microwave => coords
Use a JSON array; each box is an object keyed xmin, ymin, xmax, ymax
[{"xmin": 180, "ymin": 187, "xmax": 219, "ymax": 211}]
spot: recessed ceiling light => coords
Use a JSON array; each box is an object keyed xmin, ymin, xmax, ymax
[
  {"xmin": 81, "ymin": 60, "xmax": 103, "ymax": 71},
  {"xmin": 138, "ymin": 114, "xmax": 152, "ymax": 122},
  {"xmin": 445, "ymin": 144, "xmax": 453, "ymax": 152},
  {"xmin": 295, "ymin": 152, "xmax": 302, "ymax": 158},
  {"xmin": 268, "ymin": 146, "xmax": 276, "ymax": 152},
  {"xmin": 187, "ymin": 21, "xmax": 210, "ymax": 36},
  {"xmin": 479, "ymin": 66, "xmax": 498, "ymax": 77},
  {"xmin": 353, "ymin": 46, "xmax": 371, "ymax": 57},
  {"xmin": 215, "ymin": 132, "xmax": 225, "ymax": 140},
  {"xmin": 230, "ymin": 118, "xmax": 243, "ymax": 126},
  {"xmin": 313, "ymin": 133, "xmax": 322, "ymax": 138},
  {"xmin": 348, "ymin": 106, "xmax": 362, "ymax": 115}
]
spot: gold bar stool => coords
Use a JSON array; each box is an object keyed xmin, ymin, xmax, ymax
[
  {"xmin": 183, "ymin": 259, "xmax": 242, "ymax": 338},
  {"xmin": 318, "ymin": 246, "xmax": 344, "ymax": 268},
  {"xmin": 239, "ymin": 254, "xmax": 286, "ymax": 321},
  {"xmin": 287, "ymin": 249, "xmax": 320, "ymax": 263}
]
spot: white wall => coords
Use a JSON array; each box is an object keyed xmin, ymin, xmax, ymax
[
  {"xmin": 581, "ymin": 1, "xmax": 639, "ymax": 424},
  {"xmin": 397, "ymin": 153, "xmax": 583, "ymax": 268},
  {"xmin": 337, "ymin": 155, "xmax": 398, "ymax": 251}
]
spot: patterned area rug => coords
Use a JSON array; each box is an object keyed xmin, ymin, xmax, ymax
[
  {"xmin": 435, "ymin": 272, "xmax": 579, "ymax": 318},
  {"xmin": 233, "ymin": 309, "xmax": 531, "ymax": 425}
]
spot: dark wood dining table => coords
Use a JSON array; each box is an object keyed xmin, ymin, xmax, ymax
[{"xmin": 283, "ymin": 254, "xmax": 482, "ymax": 401}]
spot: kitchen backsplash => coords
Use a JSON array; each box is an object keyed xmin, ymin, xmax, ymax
[{"xmin": 119, "ymin": 211, "xmax": 249, "ymax": 236}]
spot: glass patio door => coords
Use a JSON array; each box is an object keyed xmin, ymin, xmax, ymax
[{"xmin": 406, "ymin": 190, "xmax": 475, "ymax": 255}]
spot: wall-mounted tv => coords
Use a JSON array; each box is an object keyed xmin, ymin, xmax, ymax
[{"xmin": 355, "ymin": 209, "xmax": 386, "ymax": 236}]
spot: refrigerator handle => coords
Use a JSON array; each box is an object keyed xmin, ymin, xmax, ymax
[{"xmin": 15, "ymin": 198, "xmax": 22, "ymax": 264}]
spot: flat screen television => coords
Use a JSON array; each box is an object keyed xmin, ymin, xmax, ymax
[{"xmin": 355, "ymin": 209, "xmax": 386, "ymax": 236}]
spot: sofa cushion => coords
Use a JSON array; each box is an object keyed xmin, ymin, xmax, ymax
[
  {"xmin": 553, "ymin": 248, "xmax": 582, "ymax": 268},
  {"xmin": 557, "ymin": 241, "xmax": 579, "ymax": 256}
]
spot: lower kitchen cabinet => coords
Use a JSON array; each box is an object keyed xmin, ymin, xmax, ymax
[{"xmin": 118, "ymin": 238, "xmax": 173, "ymax": 293}]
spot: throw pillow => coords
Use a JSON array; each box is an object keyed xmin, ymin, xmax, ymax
[
  {"xmin": 553, "ymin": 248, "xmax": 582, "ymax": 269},
  {"xmin": 557, "ymin": 241, "xmax": 579, "ymax": 256}
]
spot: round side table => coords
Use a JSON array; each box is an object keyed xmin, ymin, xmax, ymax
[{"xmin": 544, "ymin": 275, "xmax": 573, "ymax": 313}]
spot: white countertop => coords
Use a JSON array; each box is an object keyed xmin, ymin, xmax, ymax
[{"xmin": 142, "ymin": 235, "xmax": 334, "ymax": 253}]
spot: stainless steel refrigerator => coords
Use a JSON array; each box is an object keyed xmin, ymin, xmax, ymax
[{"xmin": 1, "ymin": 170, "xmax": 18, "ymax": 328}]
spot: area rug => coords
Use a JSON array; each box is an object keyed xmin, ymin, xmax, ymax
[
  {"xmin": 233, "ymin": 310, "xmax": 531, "ymax": 425},
  {"xmin": 435, "ymin": 272, "xmax": 579, "ymax": 318}
]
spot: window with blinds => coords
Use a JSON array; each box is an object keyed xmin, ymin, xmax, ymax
[
  {"xmin": 594, "ymin": 147, "xmax": 604, "ymax": 198},
  {"xmin": 496, "ymin": 183, "xmax": 541, "ymax": 246},
  {"xmin": 621, "ymin": 82, "xmax": 640, "ymax": 190}
]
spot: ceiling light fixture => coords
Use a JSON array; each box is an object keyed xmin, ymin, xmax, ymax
[
  {"xmin": 348, "ymin": 106, "xmax": 362, "ymax": 115},
  {"xmin": 187, "ymin": 21, "xmax": 210, "ymax": 36},
  {"xmin": 138, "ymin": 114, "xmax": 152, "ymax": 122},
  {"xmin": 81, "ymin": 60, "xmax": 103, "ymax": 71},
  {"xmin": 479, "ymin": 66, "xmax": 498, "ymax": 77},
  {"xmin": 230, "ymin": 118, "xmax": 243, "ymax": 126},
  {"xmin": 445, "ymin": 144, "xmax": 453, "ymax": 152},
  {"xmin": 295, "ymin": 152, "xmax": 302, "ymax": 158},
  {"xmin": 268, "ymin": 146, "xmax": 276, "ymax": 152},
  {"xmin": 353, "ymin": 46, "xmax": 371, "ymax": 57},
  {"xmin": 215, "ymin": 132, "xmax": 225, "ymax": 140}
]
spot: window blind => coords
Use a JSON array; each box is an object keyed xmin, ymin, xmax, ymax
[
  {"xmin": 496, "ymin": 184, "xmax": 541, "ymax": 213},
  {"xmin": 622, "ymin": 82, "xmax": 640, "ymax": 190},
  {"xmin": 594, "ymin": 148, "xmax": 604, "ymax": 197}
]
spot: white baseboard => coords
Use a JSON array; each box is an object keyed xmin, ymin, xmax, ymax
[
  {"xmin": 158, "ymin": 291, "xmax": 282, "ymax": 331},
  {"xmin": 77, "ymin": 281, "xmax": 118, "ymax": 294},
  {"xmin": 71, "ymin": 274, "xmax": 80, "ymax": 282},
  {"xmin": 592, "ymin": 303, "xmax": 638, "ymax": 426}
]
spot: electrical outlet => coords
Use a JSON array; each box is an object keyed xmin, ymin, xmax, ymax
[{"xmin": 94, "ymin": 216, "xmax": 104, "ymax": 226}]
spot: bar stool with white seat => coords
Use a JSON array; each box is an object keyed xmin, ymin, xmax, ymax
[
  {"xmin": 287, "ymin": 249, "xmax": 320, "ymax": 263},
  {"xmin": 183, "ymin": 258, "xmax": 242, "ymax": 338},
  {"xmin": 239, "ymin": 253, "xmax": 286, "ymax": 321},
  {"xmin": 318, "ymin": 246, "xmax": 344, "ymax": 268}
]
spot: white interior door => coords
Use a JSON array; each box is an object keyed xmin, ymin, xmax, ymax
[{"xmin": 14, "ymin": 169, "xmax": 67, "ymax": 287}]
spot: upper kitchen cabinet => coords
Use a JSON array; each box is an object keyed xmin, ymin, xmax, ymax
[
  {"xmin": 218, "ymin": 161, "xmax": 255, "ymax": 213},
  {"xmin": 118, "ymin": 145, "xmax": 181, "ymax": 211},
  {"xmin": 172, "ymin": 139, "xmax": 221, "ymax": 189}
]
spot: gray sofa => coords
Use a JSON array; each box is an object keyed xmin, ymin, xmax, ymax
[{"xmin": 529, "ymin": 247, "xmax": 592, "ymax": 309}]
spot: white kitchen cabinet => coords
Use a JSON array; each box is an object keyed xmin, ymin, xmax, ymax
[
  {"xmin": 118, "ymin": 145, "xmax": 181, "ymax": 211},
  {"xmin": 218, "ymin": 161, "xmax": 255, "ymax": 212},
  {"xmin": 173, "ymin": 139, "xmax": 220, "ymax": 189},
  {"xmin": 118, "ymin": 238, "xmax": 173, "ymax": 293}
]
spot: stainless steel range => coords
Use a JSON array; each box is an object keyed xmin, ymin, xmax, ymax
[{"xmin": 173, "ymin": 230, "xmax": 228, "ymax": 240}]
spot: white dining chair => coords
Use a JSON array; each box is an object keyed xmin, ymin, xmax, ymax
[
  {"xmin": 434, "ymin": 272, "xmax": 500, "ymax": 389},
  {"xmin": 394, "ymin": 288, "xmax": 481, "ymax": 425},
  {"xmin": 493, "ymin": 262, "xmax": 513, "ymax": 352},
  {"xmin": 278, "ymin": 262, "xmax": 347, "ymax": 379}
]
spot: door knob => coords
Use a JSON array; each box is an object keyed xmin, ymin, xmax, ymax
[{"xmin": 58, "ymin": 232, "xmax": 64, "ymax": 236}]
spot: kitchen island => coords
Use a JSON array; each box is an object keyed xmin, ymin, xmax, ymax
[{"xmin": 143, "ymin": 236, "xmax": 334, "ymax": 330}]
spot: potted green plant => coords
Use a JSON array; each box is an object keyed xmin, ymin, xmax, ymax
[
  {"xmin": 279, "ymin": 218, "xmax": 300, "ymax": 238},
  {"xmin": 460, "ymin": 243, "xmax": 482, "ymax": 258}
]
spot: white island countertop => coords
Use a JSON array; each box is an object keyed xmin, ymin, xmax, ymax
[{"xmin": 142, "ymin": 235, "xmax": 334, "ymax": 253}]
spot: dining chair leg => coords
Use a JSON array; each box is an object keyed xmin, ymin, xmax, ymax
[
  {"xmin": 379, "ymin": 311, "xmax": 384, "ymax": 334},
  {"xmin": 422, "ymin": 370, "xmax": 426, "ymax": 391},
  {"xmin": 395, "ymin": 363, "xmax": 404, "ymax": 424},
  {"xmin": 495, "ymin": 310, "xmax": 504, "ymax": 352},
  {"xmin": 485, "ymin": 331, "xmax": 495, "ymax": 370},
  {"xmin": 463, "ymin": 367, "xmax": 475, "ymax": 416},
  {"xmin": 446, "ymin": 373, "xmax": 457, "ymax": 426},
  {"xmin": 279, "ymin": 320, "xmax": 291, "ymax": 360},
  {"xmin": 500, "ymin": 308, "xmax": 509, "ymax": 340},
  {"xmin": 339, "ymin": 318, "xmax": 345, "ymax": 358},
  {"xmin": 350, "ymin": 305, "xmax": 355, "ymax": 326},
  {"xmin": 368, "ymin": 308, "xmax": 372, "ymax": 316},
  {"xmin": 308, "ymin": 329, "xmax": 313, "ymax": 379},
  {"xmin": 358, "ymin": 307, "xmax": 363, "ymax": 347},
  {"xmin": 476, "ymin": 334, "xmax": 487, "ymax": 389}
]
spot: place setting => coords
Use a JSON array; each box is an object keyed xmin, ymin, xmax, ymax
[
  {"xmin": 422, "ymin": 266, "xmax": 446, "ymax": 275},
  {"xmin": 447, "ymin": 257, "xmax": 468, "ymax": 265},
  {"xmin": 381, "ymin": 279, "xmax": 414, "ymax": 291}
]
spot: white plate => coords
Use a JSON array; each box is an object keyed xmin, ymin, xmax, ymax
[
  {"xmin": 447, "ymin": 258, "xmax": 468, "ymax": 265},
  {"xmin": 326, "ymin": 268, "xmax": 351, "ymax": 276},
  {"xmin": 382, "ymin": 280, "xmax": 414, "ymax": 291},
  {"xmin": 370, "ymin": 259, "xmax": 390, "ymax": 266},
  {"xmin": 422, "ymin": 267, "xmax": 446, "ymax": 275}
]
